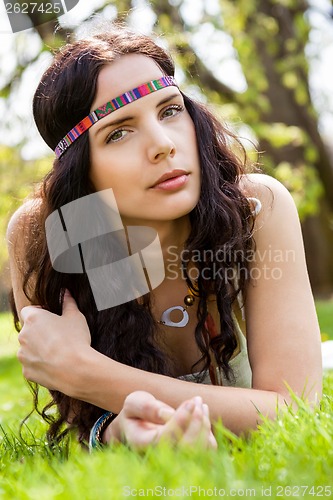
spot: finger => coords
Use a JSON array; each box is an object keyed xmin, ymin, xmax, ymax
[
  {"xmin": 160, "ymin": 399, "xmax": 195, "ymax": 441},
  {"xmin": 178, "ymin": 398, "xmax": 216, "ymax": 449},
  {"xmin": 203, "ymin": 404, "xmax": 218, "ymax": 449},
  {"xmin": 208, "ymin": 431, "xmax": 218, "ymax": 449},
  {"xmin": 20, "ymin": 305, "xmax": 42, "ymax": 323},
  {"xmin": 123, "ymin": 422, "xmax": 159, "ymax": 450},
  {"xmin": 179, "ymin": 397, "xmax": 208, "ymax": 445},
  {"xmin": 158, "ymin": 407, "xmax": 175, "ymax": 423},
  {"xmin": 62, "ymin": 289, "xmax": 80, "ymax": 315},
  {"xmin": 202, "ymin": 403, "xmax": 213, "ymax": 431},
  {"xmin": 17, "ymin": 330, "xmax": 25, "ymax": 346},
  {"xmin": 17, "ymin": 345, "xmax": 24, "ymax": 363},
  {"xmin": 124, "ymin": 391, "xmax": 175, "ymax": 424}
]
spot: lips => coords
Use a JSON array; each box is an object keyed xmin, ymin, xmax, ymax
[{"xmin": 151, "ymin": 169, "xmax": 188, "ymax": 188}]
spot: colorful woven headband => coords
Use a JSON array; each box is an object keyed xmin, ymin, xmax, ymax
[{"xmin": 55, "ymin": 75, "xmax": 178, "ymax": 158}]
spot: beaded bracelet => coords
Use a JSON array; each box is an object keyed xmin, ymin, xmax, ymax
[{"xmin": 88, "ymin": 411, "xmax": 118, "ymax": 452}]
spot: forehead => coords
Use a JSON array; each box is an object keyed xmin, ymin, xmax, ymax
[{"xmin": 91, "ymin": 54, "xmax": 166, "ymax": 110}]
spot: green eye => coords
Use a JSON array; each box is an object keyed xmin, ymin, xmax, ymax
[
  {"xmin": 111, "ymin": 130, "xmax": 123, "ymax": 141},
  {"xmin": 164, "ymin": 108, "xmax": 176, "ymax": 117},
  {"xmin": 161, "ymin": 104, "xmax": 184, "ymax": 119},
  {"xmin": 106, "ymin": 129, "xmax": 128, "ymax": 144}
]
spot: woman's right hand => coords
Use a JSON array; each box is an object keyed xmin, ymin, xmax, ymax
[
  {"xmin": 104, "ymin": 391, "xmax": 218, "ymax": 450},
  {"xmin": 18, "ymin": 290, "xmax": 91, "ymax": 392}
]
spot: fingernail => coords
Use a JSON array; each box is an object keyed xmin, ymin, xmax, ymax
[
  {"xmin": 203, "ymin": 403, "xmax": 209, "ymax": 417},
  {"xmin": 184, "ymin": 400, "xmax": 195, "ymax": 412},
  {"xmin": 158, "ymin": 407, "xmax": 175, "ymax": 422},
  {"xmin": 194, "ymin": 396, "xmax": 202, "ymax": 407}
]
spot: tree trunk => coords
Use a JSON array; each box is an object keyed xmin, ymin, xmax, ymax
[{"xmin": 302, "ymin": 201, "xmax": 333, "ymax": 296}]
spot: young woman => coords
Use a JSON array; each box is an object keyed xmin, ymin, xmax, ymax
[{"xmin": 7, "ymin": 25, "xmax": 322, "ymax": 450}]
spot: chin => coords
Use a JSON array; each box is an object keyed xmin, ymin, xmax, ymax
[
  {"xmin": 121, "ymin": 194, "xmax": 200, "ymax": 225},
  {"xmin": 165, "ymin": 195, "xmax": 198, "ymax": 215}
]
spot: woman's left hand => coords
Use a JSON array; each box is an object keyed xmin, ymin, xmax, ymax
[{"xmin": 18, "ymin": 290, "xmax": 91, "ymax": 392}]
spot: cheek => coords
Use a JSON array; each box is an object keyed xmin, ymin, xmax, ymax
[
  {"xmin": 89, "ymin": 150, "xmax": 119, "ymax": 188},
  {"xmin": 89, "ymin": 157, "xmax": 138, "ymax": 194},
  {"xmin": 89, "ymin": 164, "xmax": 107, "ymax": 191}
]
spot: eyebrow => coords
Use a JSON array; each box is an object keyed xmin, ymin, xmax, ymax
[{"xmin": 94, "ymin": 92, "xmax": 181, "ymax": 137}]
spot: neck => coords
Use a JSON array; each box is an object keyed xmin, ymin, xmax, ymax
[{"xmin": 122, "ymin": 215, "xmax": 191, "ymax": 281}]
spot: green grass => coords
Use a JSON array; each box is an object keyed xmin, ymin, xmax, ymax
[
  {"xmin": 316, "ymin": 299, "xmax": 333, "ymax": 341},
  {"xmin": 0, "ymin": 305, "xmax": 332, "ymax": 499}
]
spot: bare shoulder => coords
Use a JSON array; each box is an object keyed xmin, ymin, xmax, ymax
[
  {"xmin": 240, "ymin": 172, "xmax": 293, "ymax": 196},
  {"xmin": 6, "ymin": 198, "xmax": 43, "ymax": 320},
  {"xmin": 6, "ymin": 197, "xmax": 43, "ymax": 270},
  {"xmin": 6, "ymin": 197, "xmax": 42, "ymax": 247},
  {"xmin": 239, "ymin": 173, "xmax": 299, "ymax": 229}
]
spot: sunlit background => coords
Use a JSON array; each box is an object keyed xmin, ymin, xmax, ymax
[
  {"xmin": 0, "ymin": 5, "xmax": 332, "ymax": 494},
  {"xmin": 1, "ymin": 0, "xmax": 333, "ymax": 308}
]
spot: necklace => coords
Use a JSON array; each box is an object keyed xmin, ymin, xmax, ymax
[{"xmin": 159, "ymin": 286, "xmax": 196, "ymax": 328}]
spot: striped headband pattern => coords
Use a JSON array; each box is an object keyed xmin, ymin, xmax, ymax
[{"xmin": 55, "ymin": 76, "xmax": 178, "ymax": 159}]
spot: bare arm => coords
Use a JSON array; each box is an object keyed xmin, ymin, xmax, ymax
[
  {"xmin": 242, "ymin": 174, "xmax": 322, "ymax": 403},
  {"xmin": 6, "ymin": 200, "xmax": 36, "ymax": 321},
  {"xmin": 11, "ymin": 175, "xmax": 323, "ymax": 435}
]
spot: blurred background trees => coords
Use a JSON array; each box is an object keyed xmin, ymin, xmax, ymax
[{"xmin": 1, "ymin": 0, "xmax": 333, "ymax": 308}]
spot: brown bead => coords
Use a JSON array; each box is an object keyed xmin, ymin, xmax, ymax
[{"xmin": 184, "ymin": 294, "xmax": 195, "ymax": 307}]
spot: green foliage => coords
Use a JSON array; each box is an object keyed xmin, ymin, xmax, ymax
[
  {"xmin": 255, "ymin": 123, "xmax": 304, "ymax": 149},
  {"xmin": 216, "ymin": 0, "xmax": 327, "ymax": 223},
  {"xmin": 0, "ymin": 146, "xmax": 51, "ymax": 269},
  {"xmin": 274, "ymin": 161, "xmax": 323, "ymax": 219}
]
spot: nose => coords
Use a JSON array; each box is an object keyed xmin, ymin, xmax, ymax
[{"xmin": 146, "ymin": 123, "xmax": 176, "ymax": 163}]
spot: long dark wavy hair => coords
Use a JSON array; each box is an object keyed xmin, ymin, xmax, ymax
[{"xmin": 10, "ymin": 25, "xmax": 256, "ymax": 444}]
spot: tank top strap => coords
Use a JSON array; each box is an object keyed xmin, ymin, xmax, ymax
[
  {"xmin": 247, "ymin": 196, "xmax": 262, "ymax": 216},
  {"xmin": 232, "ymin": 311, "xmax": 247, "ymax": 349}
]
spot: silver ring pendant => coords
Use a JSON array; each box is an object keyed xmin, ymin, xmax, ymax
[{"xmin": 160, "ymin": 306, "xmax": 189, "ymax": 327}]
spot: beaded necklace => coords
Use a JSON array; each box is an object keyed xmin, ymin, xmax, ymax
[{"xmin": 158, "ymin": 285, "xmax": 197, "ymax": 328}]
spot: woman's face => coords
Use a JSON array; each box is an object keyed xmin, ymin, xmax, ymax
[{"xmin": 88, "ymin": 54, "xmax": 201, "ymax": 226}]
